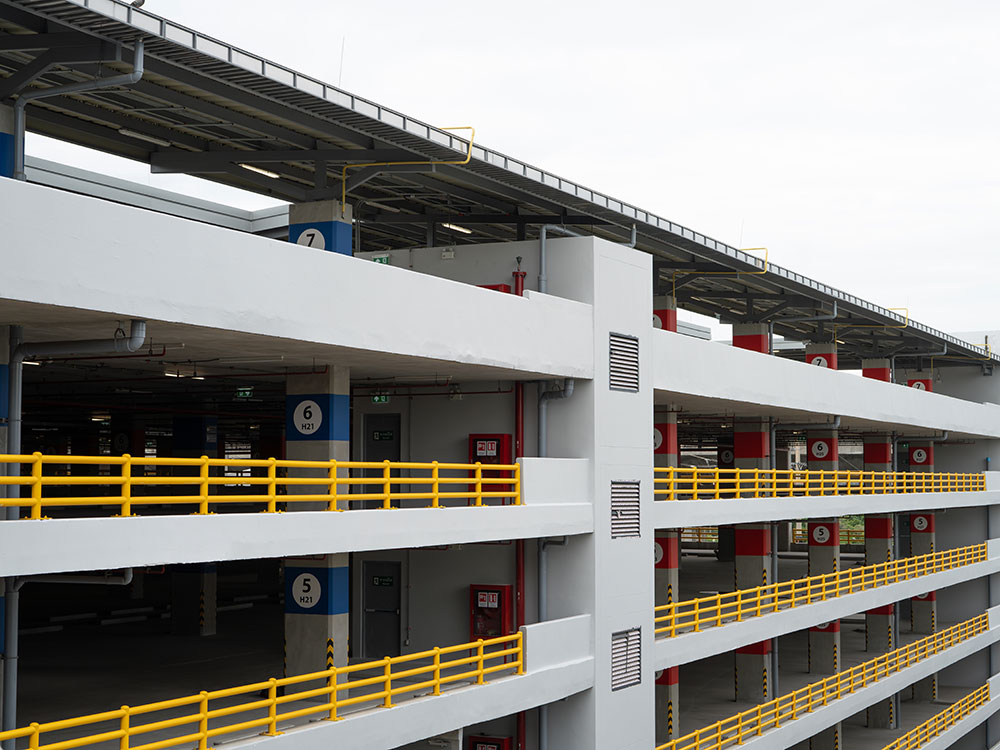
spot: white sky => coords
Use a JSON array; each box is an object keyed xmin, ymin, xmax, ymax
[{"xmin": 29, "ymin": 1, "xmax": 1000, "ymax": 338}]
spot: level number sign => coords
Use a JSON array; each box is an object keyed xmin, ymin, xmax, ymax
[
  {"xmin": 811, "ymin": 441, "xmax": 830, "ymax": 459},
  {"xmin": 653, "ymin": 427, "xmax": 664, "ymax": 451},
  {"xmin": 812, "ymin": 525, "xmax": 831, "ymax": 544},
  {"xmin": 295, "ymin": 228, "xmax": 326, "ymax": 250},
  {"xmin": 913, "ymin": 515, "xmax": 929, "ymax": 532},
  {"xmin": 912, "ymin": 448, "xmax": 928, "ymax": 465},
  {"xmin": 653, "ymin": 541, "xmax": 664, "ymax": 565},
  {"xmin": 811, "ymin": 355, "xmax": 828, "ymax": 368},
  {"xmin": 291, "ymin": 573, "xmax": 321, "ymax": 610},
  {"xmin": 720, "ymin": 449, "xmax": 734, "ymax": 465},
  {"xmin": 912, "ymin": 381, "xmax": 926, "ymax": 390},
  {"xmin": 293, "ymin": 399, "xmax": 322, "ymax": 436}
]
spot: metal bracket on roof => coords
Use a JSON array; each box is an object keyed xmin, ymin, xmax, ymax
[{"xmin": 0, "ymin": 39, "xmax": 120, "ymax": 100}]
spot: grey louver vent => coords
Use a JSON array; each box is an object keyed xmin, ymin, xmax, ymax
[
  {"xmin": 611, "ymin": 628, "xmax": 642, "ymax": 691},
  {"xmin": 609, "ymin": 333, "xmax": 639, "ymax": 392},
  {"xmin": 610, "ymin": 481, "xmax": 640, "ymax": 538}
]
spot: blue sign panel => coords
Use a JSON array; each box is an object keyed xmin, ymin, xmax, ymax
[
  {"xmin": 288, "ymin": 221, "xmax": 352, "ymax": 255},
  {"xmin": 285, "ymin": 566, "xmax": 348, "ymax": 615},
  {"xmin": 285, "ymin": 393, "xmax": 348, "ymax": 442}
]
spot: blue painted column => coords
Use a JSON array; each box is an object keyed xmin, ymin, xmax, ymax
[
  {"xmin": 0, "ymin": 105, "xmax": 13, "ymax": 179},
  {"xmin": 288, "ymin": 200, "xmax": 353, "ymax": 255},
  {"xmin": 284, "ymin": 367, "xmax": 350, "ymax": 675}
]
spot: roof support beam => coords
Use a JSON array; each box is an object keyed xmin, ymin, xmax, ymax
[
  {"xmin": 362, "ymin": 213, "xmax": 610, "ymax": 225},
  {"xmin": 0, "ymin": 42, "xmax": 115, "ymax": 99},
  {"xmin": 150, "ymin": 147, "xmax": 418, "ymax": 173}
]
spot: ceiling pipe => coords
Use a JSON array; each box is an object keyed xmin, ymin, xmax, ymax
[
  {"xmin": 538, "ymin": 225, "xmax": 583, "ymax": 294},
  {"xmin": 772, "ymin": 416, "xmax": 841, "ymax": 432},
  {"xmin": 890, "ymin": 343, "xmax": 947, "ymax": 384},
  {"xmin": 13, "ymin": 39, "xmax": 145, "ymax": 181},
  {"xmin": 622, "ymin": 224, "xmax": 637, "ymax": 248}
]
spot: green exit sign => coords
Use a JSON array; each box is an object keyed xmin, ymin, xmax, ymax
[
  {"xmin": 235, "ymin": 386, "xmax": 254, "ymax": 399},
  {"xmin": 371, "ymin": 394, "xmax": 390, "ymax": 404},
  {"xmin": 372, "ymin": 255, "xmax": 390, "ymax": 265},
  {"xmin": 372, "ymin": 575, "xmax": 394, "ymax": 587}
]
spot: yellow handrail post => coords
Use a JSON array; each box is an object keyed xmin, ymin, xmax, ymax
[
  {"xmin": 475, "ymin": 462, "xmax": 483, "ymax": 506},
  {"xmin": 30, "ymin": 452, "xmax": 42, "ymax": 520},
  {"xmin": 517, "ymin": 632, "xmax": 525, "ymax": 675},
  {"xmin": 327, "ymin": 459, "xmax": 340, "ymax": 512},
  {"xmin": 433, "ymin": 646, "xmax": 442, "ymax": 695},
  {"xmin": 119, "ymin": 707, "xmax": 130, "ymax": 750},
  {"xmin": 431, "ymin": 461, "xmax": 440, "ymax": 509},
  {"xmin": 383, "ymin": 656, "xmax": 394, "ymax": 707},
  {"xmin": 120, "ymin": 454, "xmax": 132, "ymax": 518},
  {"xmin": 199, "ymin": 455, "xmax": 210, "ymax": 515},
  {"xmin": 514, "ymin": 461, "xmax": 522, "ymax": 506},
  {"xmin": 266, "ymin": 457, "xmax": 277, "ymax": 513},
  {"xmin": 28, "ymin": 723, "xmax": 39, "ymax": 750},
  {"xmin": 198, "ymin": 691, "xmax": 209, "ymax": 749},
  {"xmin": 266, "ymin": 679, "xmax": 280, "ymax": 736},
  {"xmin": 327, "ymin": 667, "xmax": 340, "ymax": 721},
  {"xmin": 382, "ymin": 459, "xmax": 392, "ymax": 509},
  {"xmin": 477, "ymin": 639, "xmax": 486, "ymax": 684}
]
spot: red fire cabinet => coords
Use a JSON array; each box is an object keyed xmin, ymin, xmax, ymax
[
  {"xmin": 467, "ymin": 737, "xmax": 512, "ymax": 750},
  {"xmin": 468, "ymin": 433, "xmax": 514, "ymax": 503},
  {"xmin": 470, "ymin": 583, "xmax": 514, "ymax": 640}
]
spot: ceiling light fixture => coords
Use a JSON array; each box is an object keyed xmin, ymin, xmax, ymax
[
  {"xmin": 118, "ymin": 128, "xmax": 171, "ymax": 148},
  {"xmin": 366, "ymin": 201, "xmax": 402, "ymax": 213},
  {"xmin": 442, "ymin": 222, "xmax": 472, "ymax": 235},
  {"xmin": 239, "ymin": 163, "xmax": 280, "ymax": 179},
  {"xmin": 22, "ymin": 360, "xmax": 41, "ymax": 366}
]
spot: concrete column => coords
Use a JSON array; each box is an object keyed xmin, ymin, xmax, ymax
[
  {"xmin": 863, "ymin": 434, "xmax": 892, "ymax": 472},
  {"xmin": 655, "ymin": 531, "xmax": 679, "ymax": 743},
  {"xmin": 808, "ymin": 520, "xmax": 840, "ymax": 674},
  {"xmin": 807, "ymin": 429, "xmax": 838, "ymax": 472},
  {"xmin": 865, "ymin": 513, "xmax": 894, "ymax": 728},
  {"xmin": 732, "ymin": 323, "xmax": 769, "ymax": 354},
  {"xmin": 906, "ymin": 371, "xmax": 933, "ymax": 392},
  {"xmin": 111, "ymin": 412, "xmax": 145, "ymax": 457},
  {"xmin": 909, "ymin": 441, "xmax": 934, "ymax": 472},
  {"xmin": 910, "ymin": 513, "xmax": 937, "ymax": 701},
  {"xmin": 810, "ymin": 724, "xmax": 841, "ymax": 750},
  {"xmin": 285, "ymin": 368, "xmax": 351, "ymax": 675},
  {"xmin": 805, "ymin": 343, "xmax": 838, "ymax": 369},
  {"xmin": 0, "ymin": 326, "xmax": 8, "ymax": 718},
  {"xmin": 862, "ymin": 358, "xmax": 891, "ymax": 382},
  {"xmin": 0, "ymin": 105, "xmax": 12, "ymax": 179},
  {"xmin": 654, "ymin": 412, "xmax": 678, "ymax": 468},
  {"xmin": 734, "ymin": 524, "xmax": 771, "ymax": 702},
  {"xmin": 653, "ymin": 295, "xmax": 677, "ymax": 332},
  {"xmin": 735, "ymin": 640, "xmax": 770, "ymax": 702},
  {"xmin": 288, "ymin": 199, "xmax": 353, "ymax": 255},
  {"xmin": 170, "ymin": 563, "xmax": 217, "ymax": 636}
]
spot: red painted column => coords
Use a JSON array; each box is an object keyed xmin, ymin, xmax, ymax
[
  {"xmin": 808, "ymin": 520, "xmax": 840, "ymax": 674},
  {"xmin": 862, "ymin": 357, "xmax": 891, "ymax": 382},
  {"xmin": 865, "ymin": 513, "xmax": 894, "ymax": 728},
  {"xmin": 909, "ymin": 442, "xmax": 935, "ymax": 472},
  {"xmin": 910, "ymin": 513, "xmax": 937, "ymax": 701},
  {"xmin": 906, "ymin": 371, "xmax": 933, "ymax": 392},
  {"xmin": 653, "ymin": 295, "xmax": 678, "ymax": 333},
  {"xmin": 734, "ymin": 524, "xmax": 771, "ymax": 702},
  {"xmin": 654, "ymin": 412, "xmax": 678, "ymax": 469},
  {"xmin": 732, "ymin": 323, "xmax": 769, "ymax": 354},
  {"xmin": 805, "ymin": 343, "xmax": 838, "ymax": 369}
]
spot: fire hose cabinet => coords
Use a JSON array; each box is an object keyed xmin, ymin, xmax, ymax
[
  {"xmin": 469, "ymin": 583, "xmax": 513, "ymax": 640},
  {"xmin": 468, "ymin": 433, "xmax": 513, "ymax": 503},
  {"xmin": 467, "ymin": 737, "xmax": 512, "ymax": 750}
]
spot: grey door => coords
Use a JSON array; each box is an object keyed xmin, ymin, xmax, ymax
[
  {"xmin": 362, "ymin": 560, "xmax": 401, "ymax": 659},
  {"xmin": 362, "ymin": 413, "xmax": 401, "ymax": 509}
]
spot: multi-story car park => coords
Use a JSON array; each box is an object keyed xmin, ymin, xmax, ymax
[{"xmin": 1, "ymin": 2, "xmax": 1000, "ymax": 750}]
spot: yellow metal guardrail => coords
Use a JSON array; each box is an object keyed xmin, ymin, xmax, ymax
[
  {"xmin": 0, "ymin": 454, "xmax": 520, "ymax": 519},
  {"xmin": 791, "ymin": 526, "xmax": 865, "ymax": 545},
  {"xmin": 882, "ymin": 682, "xmax": 990, "ymax": 750},
  {"xmin": 0, "ymin": 632, "xmax": 523, "ymax": 750},
  {"xmin": 656, "ymin": 614, "xmax": 989, "ymax": 750},
  {"xmin": 654, "ymin": 467, "xmax": 984, "ymax": 501},
  {"xmin": 654, "ymin": 543, "xmax": 986, "ymax": 637}
]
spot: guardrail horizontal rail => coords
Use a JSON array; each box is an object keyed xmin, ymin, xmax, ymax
[
  {"xmin": 882, "ymin": 682, "xmax": 990, "ymax": 750},
  {"xmin": 792, "ymin": 526, "xmax": 865, "ymax": 545},
  {"xmin": 654, "ymin": 543, "xmax": 987, "ymax": 637},
  {"xmin": 0, "ymin": 453, "xmax": 520, "ymax": 519},
  {"xmin": 656, "ymin": 614, "xmax": 989, "ymax": 750},
  {"xmin": 654, "ymin": 468, "xmax": 985, "ymax": 501},
  {"xmin": 0, "ymin": 633, "xmax": 523, "ymax": 750}
]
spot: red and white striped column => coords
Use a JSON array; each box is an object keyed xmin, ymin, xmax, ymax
[
  {"xmin": 655, "ymin": 531, "xmax": 680, "ymax": 742},
  {"xmin": 862, "ymin": 358, "xmax": 891, "ymax": 382},
  {"xmin": 805, "ymin": 343, "xmax": 838, "ymax": 369},
  {"xmin": 907, "ymin": 371, "xmax": 933, "ymax": 391},
  {"xmin": 735, "ymin": 523, "xmax": 771, "ymax": 702},
  {"xmin": 909, "ymin": 442, "xmax": 935, "ymax": 473},
  {"xmin": 732, "ymin": 323, "xmax": 769, "ymax": 354},
  {"xmin": 653, "ymin": 295, "xmax": 678, "ymax": 333},
  {"xmin": 654, "ymin": 413, "xmax": 678, "ymax": 468},
  {"xmin": 808, "ymin": 520, "xmax": 840, "ymax": 674},
  {"xmin": 910, "ymin": 513, "xmax": 937, "ymax": 701}
]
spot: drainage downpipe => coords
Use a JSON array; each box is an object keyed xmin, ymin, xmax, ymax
[
  {"xmin": 13, "ymin": 39, "xmax": 145, "ymax": 181},
  {"xmin": 538, "ymin": 225, "xmax": 583, "ymax": 294},
  {"xmin": 891, "ymin": 343, "xmax": 947, "ymax": 384},
  {"xmin": 536, "ymin": 378, "xmax": 574, "ymax": 750},
  {"xmin": 768, "ymin": 302, "xmax": 838, "ymax": 356},
  {"xmin": 3, "ymin": 321, "xmax": 145, "ymax": 744}
]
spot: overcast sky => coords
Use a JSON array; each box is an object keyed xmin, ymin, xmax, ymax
[{"xmin": 31, "ymin": 1, "xmax": 1000, "ymax": 339}]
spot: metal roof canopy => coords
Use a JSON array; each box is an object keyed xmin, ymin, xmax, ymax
[{"xmin": 0, "ymin": 0, "xmax": 994, "ymax": 370}]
